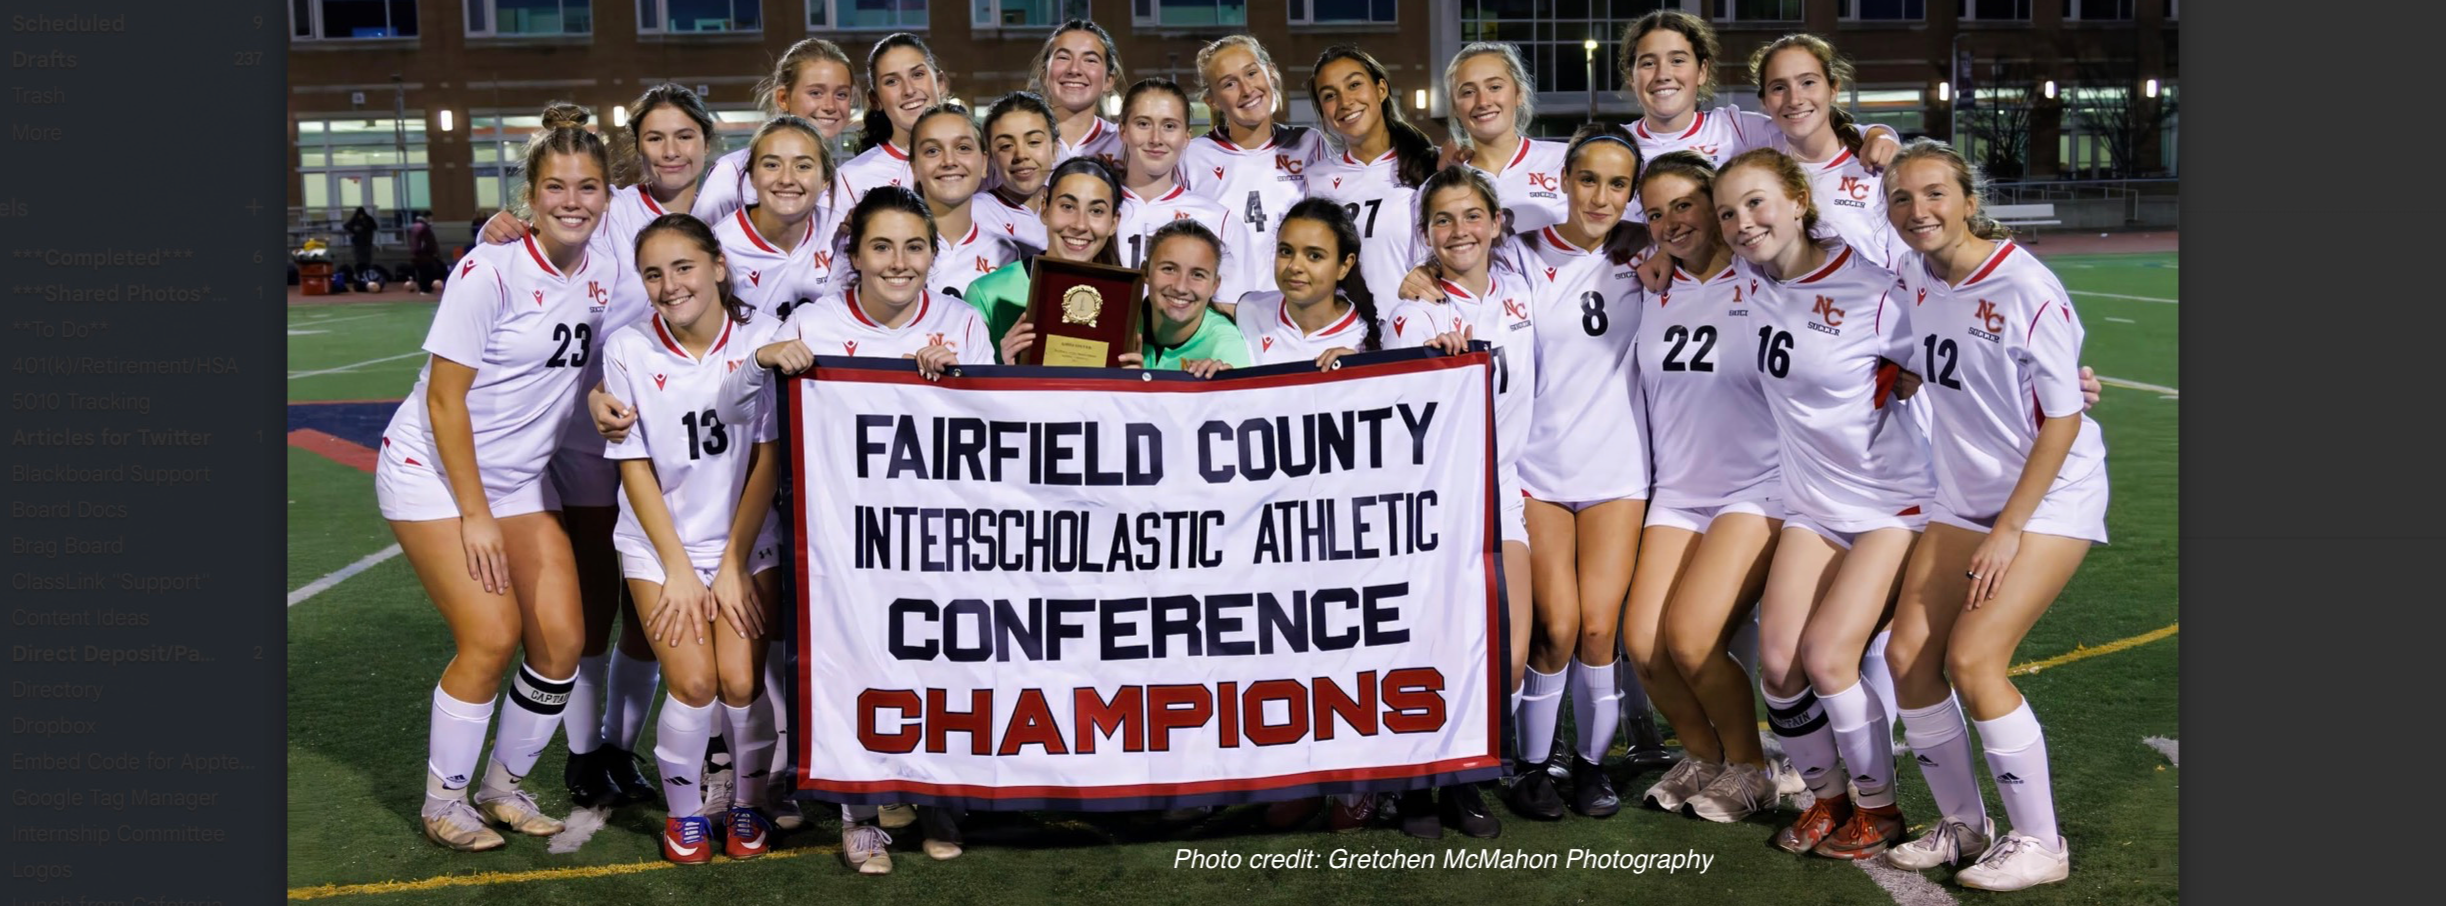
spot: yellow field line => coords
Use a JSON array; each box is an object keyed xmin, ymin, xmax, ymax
[
  {"xmin": 289, "ymin": 623, "xmax": 2177, "ymax": 900},
  {"xmin": 2009, "ymin": 622, "xmax": 2177, "ymax": 676},
  {"xmin": 286, "ymin": 845, "xmax": 836, "ymax": 900}
]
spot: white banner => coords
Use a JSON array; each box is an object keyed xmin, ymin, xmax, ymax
[{"xmin": 786, "ymin": 350, "xmax": 1505, "ymax": 811}]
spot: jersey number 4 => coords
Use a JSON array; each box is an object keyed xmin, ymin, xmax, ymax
[
  {"xmin": 547, "ymin": 322, "xmax": 593, "ymax": 368},
  {"xmin": 679, "ymin": 409, "xmax": 730, "ymax": 460},
  {"xmin": 1661, "ymin": 324, "xmax": 1716, "ymax": 371}
]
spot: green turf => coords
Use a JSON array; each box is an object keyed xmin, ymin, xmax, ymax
[
  {"xmin": 285, "ymin": 252, "xmax": 2177, "ymax": 903},
  {"xmin": 289, "ymin": 302, "xmax": 443, "ymax": 401}
]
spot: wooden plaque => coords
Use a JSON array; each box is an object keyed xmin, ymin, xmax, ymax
[{"xmin": 1021, "ymin": 256, "xmax": 1145, "ymax": 367}]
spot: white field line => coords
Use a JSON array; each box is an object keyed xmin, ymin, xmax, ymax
[
  {"xmin": 290, "ymin": 312, "xmax": 391, "ymax": 328},
  {"xmin": 289, "ymin": 350, "xmax": 427, "ymax": 379},
  {"xmin": 1856, "ymin": 858, "xmax": 1962, "ymax": 906},
  {"xmin": 2102, "ymin": 317, "xmax": 2137, "ymax": 324},
  {"xmin": 2070, "ymin": 290, "xmax": 2177, "ymax": 304},
  {"xmin": 2098, "ymin": 375, "xmax": 2179, "ymax": 397},
  {"xmin": 287, "ymin": 544, "xmax": 402, "ymax": 607}
]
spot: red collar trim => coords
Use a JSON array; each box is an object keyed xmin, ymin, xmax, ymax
[
  {"xmin": 1276, "ymin": 300, "xmax": 1361, "ymax": 338},
  {"xmin": 1501, "ymin": 138, "xmax": 1532, "ymax": 174},
  {"xmin": 879, "ymin": 141, "xmax": 909, "ymax": 161},
  {"xmin": 845, "ymin": 285, "xmax": 930, "ymax": 330},
  {"xmin": 1821, "ymin": 149, "xmax": 1855, "ymax": 171},
  {"xmin": 1794, "ymin": 244, "xmax": 1855, "ymax": 284},
  {"xmin": 521, "ymin": 233, "xmax": 582, "ymax": 278},
  {"xmin": 1959, "ymin": 241, "xmax": 2018, "ymax": 288},
  {"xmin": 1436, "ymin": 278, "xmax": 1479, "ymax": 300},
  {"xmin": 1539, "ymin": 227, "xmax": 1591, "ymax": 255},
  {"xmin": 638, "ymin": 185, "xmax": 666, "ymax": 216},
  {"xmin": 735, "ymin": 209, "xmax": 780, "ymax": 254},
  {"xmin": 1636, "ymin": 109, "xmax": 1705, "ymax": 140},
  {"xmin": 651, "ymin": 313, "xmax": 736, "ymax": 361}
]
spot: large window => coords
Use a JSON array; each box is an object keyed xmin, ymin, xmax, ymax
[
  {"xmin": 1289, "ymin": 0, "xmax": 1397, "ymax": 24},
  {"xmin": 2066, "ymin": 0, "xmax": 2133, "ymax": 20},
  {"xmin": 1960, "ymin": 0, "xmax": 2032, "ymax": 19},
  {"xmin": 291, "ymin": 0, "xmax": 420, "ymax": 40},
  {"xmin": 1717, "ymin": 0, "xmax": 1802, "ymax": 20},
  {"xmin": 1462, "ymin": 0, "xmax": 1672, "ymax": 110},
  {"xmin": 297, "ymin": 116, "xmax": 432, "ymax": 222},
  {"xmin": 973, "ymin": 0, "xmax": 1062, "ymax": 27},
  {"xmin": 1842, "ymin": 0, "xmax": 1925, "ymax": 19},
  {"xmin": 467, "ymin": 0, "xmax": 591, "ymax": 36},
  {"xmin": 1132, "ymin": 0, "xmax": 1247, "ymax": 27},
  {"xmin": 811, "ymin": 0, "xmax": 927, "ymax": 29},
  {"xmin": 639, "ymin": 0, "xmax": 759, "ymax": 33}
]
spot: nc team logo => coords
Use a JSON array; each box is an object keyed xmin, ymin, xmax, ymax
[
  {"xmin": 812, "ymin": 251, "xmax": 834, "ymax": 271},
  {"xmin": 1276, "ymin": 154, "xmax": 1304, "ymax": 176},
  {"xmin": 1527, "ymin": 172, "xmax": 1557, "ymax": 192},
  {"xmin": 726, "ymin": 359, "xmax": 741, "ymax": 372},
  {"xmin": 1838, "ymin": 175, "xmax": 1871, "ymax": 201},
  {"xmin": 976, "ymin": 255, "xmax": 992, "ymax": 273},
  {"xmin": 1809, "ymin": 295, "xmax": 1845, "ymax": 335},
  {"xmin": 586, "ymin": 280, "xmax": 609, "ymax": 308},
  {"xmin": 926, "ymin": 332, "xmax": 948, "ymax": 348},
  {"xmin": 1974, "ymin": 299, "xmax": 2007, "ymax": 333},
  {"xmin": 1693, "ymin": 143, "xmax": 1720, "ymax": 159},
  {"xmin": 1503, "ymin": 299, "xmax": 1528, "ymax": 321}
]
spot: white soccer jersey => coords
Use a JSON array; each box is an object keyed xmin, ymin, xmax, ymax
[
  {"xmin": 1796, "ymin": 147, "xmax": 1898, "ymax": 269},
  {"xmin": 603, "ymin": 310, "xmax": 783, "ymax": 567},
  {"xmin": 1234, "ymin": 291, "xmax": 1372, "ymax": 365},
  {"xmin": 717, "ymin": 286, "xmax": 998, "ymax": 425},
  {"xmin": 1117, "ymin": 183, "xmax": 1242, "ymax": 304},
  {"xmin": 973, "ymin": 191, "xmax": 1049, "ymax": 255},
  {"xmin": 713, "ymin": 207, "xmax": 841, "ymax": 323},
  {"xmin": 1055, "ymin": 116, "xmax": 1124, "ymax": 171},
  {"xmin": 836, "ymin": 140, "xmax": 916, "ymax": 203},
  {"xmin": 1513, "ymin": 228, "xmax": 1649, "ymax": 502},
  {"xmin": 1305, "ymin": 148, "xmax": 1425, "ymax": 321},
  {"xmin": 1742, "ymin": 243, "xmax": 1935, "ymax": 531},
  {"xmin": 1180, "ymin": 125, "xmax": 1328, "ymax": 299},
  {"xmin": 927, "ymin": 218, "xmax": 1024, "ymax": 302},
  {"xmin": 690, "ymin": 147, "xmax": 755, "ymax": 224},
  {"xmin": 1630, "ymin": 106, "xmax": 1776, "ymax": 169},
  {"xmin": 383, "ymin": 235, "xmax": 616, "ymax": 497},
  {"xmin": 1891, "ymin": 242, "xmax": 2107, "ymax": 522},
  {"xmin": 1471, "ymin": 138, "xmax": 1570, "ymax": 237},
  {"xmin": 1637, "ymin": 262, "xmax": 1782, "ymax": 507},
  {"xmin": 1385, "ymin": 270, "xmax": 1537, "ymax": 486}
]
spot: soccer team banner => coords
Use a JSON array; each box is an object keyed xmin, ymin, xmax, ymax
[{"xmin": 784, "ymin": 350, "xmax": 1507, "ymax": 811}]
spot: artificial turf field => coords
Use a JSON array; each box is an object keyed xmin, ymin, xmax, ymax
[{"xmin": 285, "ymin": 251, "xmax": 2178, "ymax": 905}]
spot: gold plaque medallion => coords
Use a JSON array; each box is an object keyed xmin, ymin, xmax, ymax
[{"xmin": 1061, "ymin": 284, "xmax": 1102, "ymax": 327}]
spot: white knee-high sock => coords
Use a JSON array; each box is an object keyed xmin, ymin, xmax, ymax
[
  {"xmin": 480, "ymin": 664, "xmax": 573, "ymax": 798},
  {"xmin": 1763, "ymin": 688, "xmax": 1845, "ymax": 801},
  {"xmin": 763, "ymin": 640, "xmax": 793, "ymax": 782},
  {"xmin": 564, "ymin": 653, "xmax": 609, "ymax": 755},
  {"xmin": 1860, "ymin": 631, "xmax": 1900, "ymax": 732},
  {"xmin": 723, "ymin": 698, "xmax": 776, "ymax": 809},
  {"xmin": 1517, "ymin": 666, "xmax": 1568, "ymax": 766},
  {"xmin": 1900, "ymin": 696, "xmax": 1985, "ymax": 828},
  {"xmin": 1817, "ymin": 681, "xmax": 1896, "ymax": 808},
  {"xmin": 427, "ymin": 687, "xmax": 494, "ymax": 806},
  {"xmin": 653, "ymin": 697, "xmax": 715, "ymax": 817},
  {"xmin": 602, "ymin": 650, "xmax": 661, "ymax": 751},
  {"xmin": 1975, "ymin": 700, "xmax": 2059, "ymax": 844},
  {"xmin": 1571, "ymin": 658, "xmax": 1623, "ymax": 764}
]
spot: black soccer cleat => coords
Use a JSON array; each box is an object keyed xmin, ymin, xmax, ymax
[
  {"xmin": 564, "ymin": 749, "xmax": 621, "ymax": 809},
  {"xmin": 1442, "ymin": 783, "xmax": 1502, "ymax": 839},
  {"xmin": 1570, "ymin": 754, "xmax": 1621, "ymax": 818},
  {"xmin": 1503, "ymin": 764, "xmax": 1566, "ymax": 820},
  {"xmin": 1398, "ymin": 789, "xmax": 1442, "ymax": 840},
  {"xmin": 600, "ymin": 745, "xmax": 659, "ymax": 804}
]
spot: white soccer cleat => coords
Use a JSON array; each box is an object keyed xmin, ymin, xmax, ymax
[
  {"xmin": 1642, "ymin": 758, "xmax": 1723, "ymax": 813},
  {"xmin": 700, "ymin": 762, "xmax": 734, "ymax": 822},
  {"xmin": 877, "ymin": 802, "xmax": 918, "ymax": 829},
  {"xmin": 1683, "ymin": 762, "xmax": 1776, "ymax": 824},
  {"xmin": 1954, "ymin": 832, "xmax": 2070, "ymax": 891},
  {"xmin": 474, "ymin": 788, "xmax": 565, "ymax": 837},
  {"xmin": 843, "ymin": 823, "xmax": 895, "ymax": 875},
  {"xmin": 1773, "ymin": 756, "xmax": 1807, "ymax": 795},
  {"xmin": 421, "ymin": 798, "xmax": 507, "ymax": 852},
  {"xmin": 1885, "ymin": 816, "xmax": 1993, "ymax": 871}
]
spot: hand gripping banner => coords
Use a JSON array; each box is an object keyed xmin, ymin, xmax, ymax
[{"xmin": 785, "ymin": 349, "xmax": 1505, "ymax": 811}]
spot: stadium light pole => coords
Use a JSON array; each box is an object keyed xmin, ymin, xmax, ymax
[{"xmin": 1585, "ymin": 38, "xmax": 1599, "ymax": 122}]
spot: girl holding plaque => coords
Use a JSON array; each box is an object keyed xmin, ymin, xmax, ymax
[{"xmin": 966, "ymin": 157, "xmax": 1130, "ymax": 357}]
